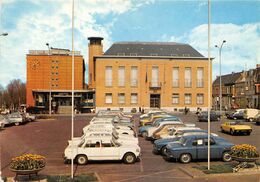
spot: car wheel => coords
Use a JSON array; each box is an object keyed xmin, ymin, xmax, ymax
[
  {"xmin": 15, "ymin": 122, "xmax": 19, "ymax": 126},
  {"xmin": 123, "ymin": 152, "xmax": 136, "ymax": 164},
  {"xmin": 141, "ymin": 131, "xmax": 148, "ymax": 138},
  {"xmin": 76, "ymin": 155, "xmax": 88, "ymax": 165},
  {"xmin": 230, "ymin": 129, "xmax": 235, "ymax": 135},
  {"xmin": 222, "ymin": 151, "xmax": 232, "ymax": 162},
  {"xmin": 160, "ymin": 146, "xmax": 167, "ymax": 156},
  {"xmin": 247, "ymin": 131, "xmax": 251, "ymax": 135},
  {"xmin": 220, "ymin": 127, "xmax": 224, "ymax": 133},
  {"xmin": 180, "ymin": 153, "xmax": 191, "ymax": 164}
]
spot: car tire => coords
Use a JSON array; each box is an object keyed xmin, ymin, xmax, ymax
[
  {"xmin": 222, "ymin": 151, "xmax": 232, "ymax": 162},
  {"xmin": 123, "ymin": 152, "xmax": 136, "ymax": 164},
  {"xmin": 160, "ymin": 146, "xmax": 167, "ymax": 156},
  {"xmin": 76, "ymin": 155, "xmax": 88, "ymax": 165},
  {"xmin": 180, "ymin": 153, "xmax": 192, "ymax": 164},
  {"xmin": 247, "ymin": 131, "xmax": 251, "ymax": 135},
  {"xmin": 15, "ymin": 122, "xmax": 20, "ymax": 126},
  {"xmin": 230, "ymin": 129, "xmax": 235, "ymax": 135},
  {"xmin": 220, "ymin": 127, "xmax": 224, "ymax": 133},
  {"xmin": 141, "ymin": 131, "xmax": 148, "ymax": 138}
]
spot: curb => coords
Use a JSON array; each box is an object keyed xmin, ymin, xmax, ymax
[{"xmin": 179, "ymin": 166, "xmax": 260, "ymax": 178}]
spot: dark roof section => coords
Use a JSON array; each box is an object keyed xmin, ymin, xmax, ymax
[
  {"xmin": 104, "ymin": 42, "xmax": 205, "ymax": 57},
  {"xmin": 213, "ymin": 72, "xmax": 242, "ymax": 86}
]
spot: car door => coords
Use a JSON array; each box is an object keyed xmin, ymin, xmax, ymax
[
  {"xmin": 81, "ymin": 140, "xmax": 101, "ymax": 160},
  {"xmin": 194, "ymin": 138, "xmax": 207, "ymax": 159},
  {"xmin": 100, "ymin": 141, "xmax": 120, "ymax": 160},
  {"xmin": 222, "ymin": 123, "xmax": 229, "ymax": 132},
  {"xmin": 204, "ymin": 138, "xmax": 221, "ymax": 159}
]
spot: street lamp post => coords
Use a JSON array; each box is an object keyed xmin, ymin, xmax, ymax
[
  {"xmin": 215, "ymin": 40, "xmax": 226, "ymax": 121},
  {"xmin": 0, "ymin": 32, "xmax": 8, "ymax": 182},
  {"xmin": 46, "ymin": 43, "xmax": 52, "ymax": 116}
]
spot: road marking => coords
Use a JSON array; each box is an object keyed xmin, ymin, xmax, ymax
[{"xmin": 139, "ymin": 158, "xmax": 144, "ymax": 172}]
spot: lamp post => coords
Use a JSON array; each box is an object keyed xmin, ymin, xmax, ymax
[
  {"xmin": 46, "ymin": 43, "xmax": 52, "ymax": 116},
  {"xmin": 215, "ymin": 40, "xmax": 226, "ymax": 121},
  {"xmin": 0, "ymin": 32, "xmax": 8, "ymax": 182}
]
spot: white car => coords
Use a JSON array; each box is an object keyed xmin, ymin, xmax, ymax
[
  {"xmin": 83, "ymin": 123, "xmax": 135, "ymax": 136},
  {"xmin": 64, "ymin": 137, "xmax": 141, "ymax": 165},
  {"xmin": 69, "ymin": 130, "xmax": 138, "ymax": 146},
  {"xmin": 160, "ymin": 127, "xmax": 202, "ymax": 139},
  {"xmin": 146, "ymin": 121, "xmax": 189, "ymax": 139},
  {"xmin": 7, "ymin": 112, "xmax": 24, "ymax": 126},
  {"xmin": 0, "ymin": 115, "xmax": 8, "ymax": 128}
]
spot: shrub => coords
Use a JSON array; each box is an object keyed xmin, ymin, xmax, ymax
[
  {"xmin": 10, "ymin": 154, "xmax": 45, "ymax": 170},
  {"xmin": 230, "ymin": 144, "xmax": 259, "ymax": 158}
]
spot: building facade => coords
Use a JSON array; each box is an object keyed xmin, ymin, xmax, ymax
[
  {"xmin": 26, "ymin": 48, "xmax": 94, "ymax": 113},
  {"xmin": 88, "ymin": 38, "xmax": 212, "ymax": 112}
]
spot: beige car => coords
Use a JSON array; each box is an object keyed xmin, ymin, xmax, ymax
[{"xmin": 244, "ymin": 109, "xmax": 259, "ymax": 122}]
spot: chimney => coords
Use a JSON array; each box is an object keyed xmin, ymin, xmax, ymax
[{"xmin": 88, "ymin": 37, "xmax": 103, "ymax": 89}]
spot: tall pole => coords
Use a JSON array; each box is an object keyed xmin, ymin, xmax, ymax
[
  {"xmin": 46, "ymin": 43, "xmax": 52, "ymax": 116},
  {"xmin": 207, "ymin": 0, "xmax": 211, "ymax": 170},
  {"xmin": 0, "ymin": 32, "xmax": 8, "ymax": 182},
  {"xmin": 215, "ymin": 40, "xmax": 226, "ymax": 121},
  {"xmin": 71, "ymin": 0, "xmax": 75, "ymax": 179}
]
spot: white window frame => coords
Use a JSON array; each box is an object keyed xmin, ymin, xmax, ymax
[
  {"xmin": 184, "ymin": 93, "xmax": 192, "ymax": 104},
  {"xmin": 185, "ymin": 67, "xmax": 192, "ymax": 87},
  {"xmin": 197, "ymin": 93, "xmax": 204, "ymax": 105},
  {"xmin": 197, "ymin": 67, "xmax": 204, "ymax": 87},
  {"xmin": 118, "ymin": 93, "xmax": 125, "ymax": 104},
  {"xmin": 172, "ymin": 93, "xmax": 179, "ymax": 104},
  {"xmin": 151, "ymin": 66, "xmax": 159, "ymax": 87},
  {"xmin": 130, "ymin": 93, "xmax": 138, "ymax": 104},
  {"xmin": 105, "ymin": 93, "xmax": 112, "ymax": 104},
  {"xmin": 131, "ymin": 66, "xmax": 138, "ymax": 87},
  {"xmin": 105, "ymin": 66, "xmax": 112, "ymax": 87},
  {"xmin": 118, "ymin": 66, "xmax": 125, "ymax": 87},
  {"xmin": 172, "ymin": 67, "xmax": 179, "ymax": 87}
]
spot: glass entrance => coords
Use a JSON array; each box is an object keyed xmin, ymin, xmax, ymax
[{"xmin": 150, "ymin": 94, "xmax": 160, "ymax": 108}]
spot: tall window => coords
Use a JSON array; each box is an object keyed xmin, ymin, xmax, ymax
[
  {"xmin": 197, "ymin": 93, "xmax": 204, "ymax": 104},
  {"xmin": 118, "ymin": 66, "xmax": 125, "ymax": 86},
  {"xmin": 105, "ymin": 93, "xmax": 112, "ymax": 104},
  {"xmin": 131, "ymin": 93, "xmax": 138, "ymax": 104},
  {"xmin": 184, "ymin": 93, "xmax": 192, "ymax": 104},
  {"xmin": 185, "ymin": 67, "xmax": 192, "ymax": 87},
  {"xmin": 172, "ymin": 93, "xmax": 179, "ymax": 104},
  {"xmin": 151, "ymin": 66, "xmax": 159, "ymax": 87},
  {"xmin": 131, "ymin": 66, "xmax": 138, "ymax": 87},
  {"xmin": 197, "ymin": 67, "xmax": 204, "ymax": 87},
  {"xmin": 118, "ymin": 93, "xmax": 125, "ymax": 104},
  {"xmin": 172, "ymin": 67, "xmax": 179, "ymax": 87},
  {"xmin": 105, "ymin": 66, "xmax": 112, "ymax": 86}
]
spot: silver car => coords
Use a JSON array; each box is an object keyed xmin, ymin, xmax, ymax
[
  {"xmin": 7, "ymin": 112, "xmax": 24, "ymax": 126},
  {"xmin": 0, "ymin": 115, "xmax": 9, "ymax": 128}
]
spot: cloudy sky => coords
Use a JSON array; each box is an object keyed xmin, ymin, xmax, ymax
[{"xmin": 0, "ymin": 0, "xmax": 259, "ymax": 87}]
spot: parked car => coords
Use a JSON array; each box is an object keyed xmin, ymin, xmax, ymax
[
  {"xmin": 139, "ymin": 112, "xmax": 168, "ymax": 126},
  {"xmin": 0, "ymin": 115, "xmax": 9, "ymax": 128},
  {"xmin": 64, "ymin": 137, "xmax": 141, "ymax": 165},
  {"xmin": 138, "ymin": 116, "xmax": 182, "ymax": 138},
  {"xmin": 220, "ymin": 121, "xmax": 252, "ymax": 135},
  {"xmin": 7, "ymin": 112, "xmax": 25, "ymax": 126},
  {"xmin": 164, "ymin": 135, "xmax": 234, "ymax": 163},
  {"xmin": 24, "ymin": 113, "xmax": 36, "ymax": 122},
  {"xmin": 153, "ymin": 130, "xmax": 218, "ymax": 155},
  {"xmin": 197, "ymin": 111, "xmax": 220, "ymax": 122},
  {"xmin": 226, "ymin": 109, "xmax": 244, "ymax": 120},
  {"xmin": 252, "ymin": 113, "xmax": 260, "ymax": 125},
  {"xmin": 244, "ymin": 108, "xmax": 259, "ymax": 122}
]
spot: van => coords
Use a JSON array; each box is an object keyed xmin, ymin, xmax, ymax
[{"xmin": 244, "ymin": 108, "xmax": 260, "ymax": 122}]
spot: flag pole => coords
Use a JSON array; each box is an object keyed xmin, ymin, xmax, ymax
[
  {"xmin": 71, "ymin": 0, "xmax": 75, "ymax": 179},
  {"xmin": 207, "ymin": 0, "xmax": 211, "ymax": 170}
]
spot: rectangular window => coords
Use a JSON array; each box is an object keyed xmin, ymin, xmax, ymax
[
  {"xmin": 105, "ymin": 93, "xmax": 112, "ymax": 104},
  {"xmin": 118, "ymin": 66, "xmax": 125, "ymax": 86},
  {"xmin": 172, "ymin": 93, "xmax": 179, "ymax": 104},
  {"xmin": 131, "ymin": 66, "xmax": 138, "ymax": 87},
  {"xmin": 197, "ymin": 67, "xmax": 204, "ymax": 87},
  {"xmin": 185, "ymin": 67, "xmax": 192, "ymax": 87},
  {"xmin": 197, "ymin": 94, "xmax": 204, "ymax": 105},
  {"xmin": 172, "ymin": 67, "xmax": 179, "ymax": 87},
  {"xmin": 151, "ymin": 66, "xmax": 159, "ymax": 87},
  {"xmin": 118, "ymin": 93, "xmax": 125, "ymax": 104},
  {"xmin": 131, "ymin": 93, "xmax": 138, "ymax": 104},
  {"xmin": 105, "ymin": 66, "xmax": 112, "ymax": 86},
  {"xmin": 184, "ymin": 93, "xmax": 192, "ymax": 104}
]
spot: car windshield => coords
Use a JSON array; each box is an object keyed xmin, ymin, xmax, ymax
[{"xmin": 175, "ymin": 131, "xmax": 184, "ymax": 136}]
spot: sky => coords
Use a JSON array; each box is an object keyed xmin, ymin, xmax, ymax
[{"xmin": 0, "ymin": 0, "xmax": 260, "ymax": 87}]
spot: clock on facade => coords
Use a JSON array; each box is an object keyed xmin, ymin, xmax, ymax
[{"xmin": 31, "ymin": 59, "xmax": 40, "ymax": 70}]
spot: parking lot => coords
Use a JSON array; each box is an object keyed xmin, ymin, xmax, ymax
[{"xmin": 0, "ymin": 113, "xmax": 260, "ymax": 182}]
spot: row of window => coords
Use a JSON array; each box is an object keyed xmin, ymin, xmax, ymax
[
  {"xmin": 105, "ymin": 66, "xmax": 204, "ymax": 88},
  {"xmin": 105, "ymin": 93, "xmax": 138, "ymax": 104},
  {"xmin": 104, "ymin": 93, "xmax": 204, "ymax": 105},
  {"xmin": 172, "ymin": 93, "xmax": 204, "ymax": 105}
]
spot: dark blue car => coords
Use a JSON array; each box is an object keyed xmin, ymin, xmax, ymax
[
  {"xmin": 164, "ymin": 135, "xmax": 234, "ymax": 163},
  {"xmin": 138, "ymin": 116, "xmax": 182, "ymax": 138},
  {"xmin": 153, "ymin": 129, "xmax": 213, "ymax": 155}
]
